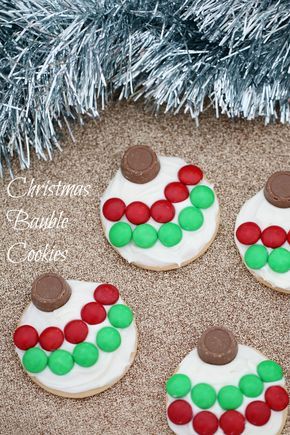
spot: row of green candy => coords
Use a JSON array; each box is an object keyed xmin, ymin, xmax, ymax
[
  {"xmin": 166, "ymin": 360, "xmax": 283, "ymax": 411},
  {"xmin": 23, "ymin": 305, "xmax": 133, "ymax": 375},
  {"xmin": 244, "ymin": 245, "xmax": 290, "ymax": 273},
  {"xmin": 109, "ymin": 185, "xmax": 215, "ymax": 248}
]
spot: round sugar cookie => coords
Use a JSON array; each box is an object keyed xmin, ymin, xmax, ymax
[
  {"xmin": 13, "ymin": 273, "xmax": 137, "ymax": 398},
  {"xmin": 165, "ymin": 327, "xmax": 289, "ymax": 435},
  {"xmin": 100, "ymin": 146, "xmax": 220, "ymax": 270},
  {"xmin": 235, "ymin": 171, "xmax": 290, "ymax": 294}
]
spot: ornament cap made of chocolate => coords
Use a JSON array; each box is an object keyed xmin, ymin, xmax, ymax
[
  {"xmin": 14, "ymin": 274, "xmax": 137, "ymax": 398},
  {"xmin": 197, "ymin": 326, "xmax": 238, "ymax": 365},
  {"xmin": 235, "ymin": 171, "xmax": 290, "ymax": 294},
  {"xmin": 121, "ymin": 145, "xmax": 160, "ymax": 184},
  {"xmin": 100, "ymin": 145, "xmax": 220, "ymax": 270},
  {"xmin": 31, "ymin": 272, "xmax": 71, "ymax": 312},
  {"xmin": 166, "ymin": 326, "xmax": 289, "ymax": 435},
  {"xmin": 264, "ymin": 171, "xmax": 290, "ymax": 208}
]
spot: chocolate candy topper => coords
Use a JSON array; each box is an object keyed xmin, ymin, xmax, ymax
[
  {"xmin": 31, "ymin": 272, "xmax": 71, "ymax": 312},
  {"xmin": 264, "ymin": 171, "xmax": 290, "ymax": 208},
  {"xmin": 197, "ymin": 326, "xmax": 238, "ymax": 365},
  {"xmin": 121, "ymin": 145, "xmax": 160, "ymax": 184}
]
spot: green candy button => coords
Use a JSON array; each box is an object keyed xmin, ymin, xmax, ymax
[
  {"xmin": 158, "ymin": 223, "xmax": 182, "ymax": 247},
  {"xmin": 257, "ymin": 360, "xmax": 283, "ymax": 382},
  {"xmin": 96, "ymin": 327, "xmax": 121, "ymax": 352},
  {"xmin": 191, "ymin": 383, "xmax": 216, "ymax": 409},
  {"xmin": 23, "ymin": 347, "xmax": 48, "ymax": 373},
  {"xmin": 178, "ymin": 207, "xmax": 204, "ymax": 231},
  {"xmin": 244, "ymin": 244, "xmax": 268, "ymax": 269},
  {"xmin": 48, "ymin": 349, "xmax": 74, "ymax": 375},
  {"xmin": 108, "ymin": 304, "xmax": 133, "ymax": 328},
  {"xmin": 166, "ymin": 374, "xmax": 191, "ymax": 398},
  {"xmin": 268, "ymin": 248, "xmax": 290, "ymax": 273},
  {"xmin": 190, "ymin": 185, "xmax": 215, "ymax": 209},
  {"xmin": 239, "ymin": 374, "xmax": 263, "ymax": 397},
  {"xmin": 133, "ymin": 224, "xmax": 157, "ymax": 248},
  {"xmin": 109, "ymin": 222, "xmax": 132, "ymax": 247},
  {"xmin": 218, "ymin": 385, "xmax": 243, "ymax": 410},
  {"xmin": 73, "ymin": 342, "xmax": 99, "ymax": 367}
]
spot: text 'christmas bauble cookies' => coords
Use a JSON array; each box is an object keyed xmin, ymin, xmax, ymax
[
  {"xmin": 13, "ymin": 273, "xmax": 137, "ymax": 398},
  {"xmin": 100, "ymin": 146, "xmax": 219, "ymax": 270},
  {"xmin": 235, "ymin": 171, "xmax": 290, "ymax": 293},
  {"xmin": 166, "ymin": 326, "xmax": 288, "ymax": 434}
]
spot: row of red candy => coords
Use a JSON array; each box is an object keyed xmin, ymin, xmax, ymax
[
  {"xmin": 168, "ymin": 386, "xmax": 289, "ymax": 434},
  {"xmin": 103, "ymin": 165, "xmax": 204, "ymax": 224},
  {"xmin": 236, "ymin": 222, "xmax": 290, "ymax": 248},
  {"xmin": 13, "ymin": 284, "xmax": 120, "ymax": 352}
]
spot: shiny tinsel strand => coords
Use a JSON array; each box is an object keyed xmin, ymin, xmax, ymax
[{"xmin": 0, "ymin": 0, "xmax": 289, "ymax": 176}]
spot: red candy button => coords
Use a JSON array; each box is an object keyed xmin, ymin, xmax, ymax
[
  {"xmin": 261, "ymin": 226, "xmax": 287, "ymax": 248},
  {"xmin": 178, "ymin": 165, "xmax": 203, "ymax": 185},
  {"xmin": 287, "ymin": 231, "xmax": 290, "ymax": 244},
  {"xmin": 39, "ymin": 327, "xmax": 64, "ymax": 351},
  {"xmin": 236, "ymin": 222, "xmax": 261, "ymax": 245},
  {"xmin": 13, "ymin": 325, "xmax": 38, "ymax": 350},
  {"xmin": 167, "ymin": 400, "xmax": 193, "ymax": 425},
  {"xmin": 102, "ymin": 198, "xmax": 126, "ymax": 221},
  {"xmin": 125, "ymin": 201, "xmax": 150, "ymax": 225},
  {"xmin": 245, "ymin": 401, "xmax": 271, "ymax": 426},
  {"xmin": 219, "ymin": 410, "xmax": 245, "ymax": 435},
  {"xmin": 64, "ymin": 320, "xmax": 88, "ymax": 344},
  {"xmin": 265, "ymin": 386, "xmax": 289, "ymax": 411},
  {"xmin": 164, "ymin": 182, "xmax": 189, "ymax": 203},
  {"xmin": 151, "ymin": 200, "xmax": 175, "ymax": 223},
  {"xmin": 192, "ymin": 411, "xmax": 218, "ymax": 435},
  {"xmin": 94, "ymin": 284, "xmax": 119, "ymax": 305},
  {"xmin": 81, "ymin": 302, "xmax": 106, "ymax": 325}
]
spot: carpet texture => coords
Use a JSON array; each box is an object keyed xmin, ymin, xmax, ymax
[{"xmin": 0, "ymin": 101, "xmax": 289, "ymax": 434}]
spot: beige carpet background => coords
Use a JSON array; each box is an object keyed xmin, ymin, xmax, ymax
[{"xmin": 0, "ymin": 101, "xmax": 289, "ymax": 434}]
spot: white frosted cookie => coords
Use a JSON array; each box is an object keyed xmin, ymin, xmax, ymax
[
  {"xmin": 234, "ymin": 171, "xmax": 290, "ymax": 294},
  {"xmin": 13, "ymin": 273, "xmax": 137, "ymax": 398},
  {"xmin": 166, "ymin": 327, "xmax": 288, "ymax": 435},
  {"xmin": 100, "ymin": 146, "xmax": 219, "ymax": 270}
]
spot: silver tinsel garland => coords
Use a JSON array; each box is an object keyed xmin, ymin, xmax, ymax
[{"xmin": 1, "ymin": 0, "xmax": 289, "ymax": 176}]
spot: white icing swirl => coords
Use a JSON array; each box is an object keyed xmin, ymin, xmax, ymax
[
  {"xmin": 235, "ymin": 190, "xmax": 290, "ymax": 292},
  {"xmin": 167, "ymin": 345, "xmax": 286, "ymax": 435},
  {"xmin": 15, "ymin": 280, "xmax": 137, "ymax": 394},
  {"xmin": 100, "ymin": 156, "xmax": 219, "ymax": 268}
]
